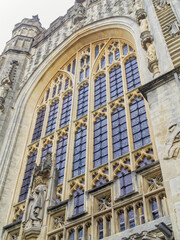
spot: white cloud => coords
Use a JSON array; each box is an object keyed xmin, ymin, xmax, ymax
[{"xmin": 0, "ymin": 0, "xmax": 75, "ymax": 54}]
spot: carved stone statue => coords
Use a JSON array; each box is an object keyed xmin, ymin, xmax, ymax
[
  {"xmin": 167, "ymin": 21, "xmax": 180, "ymax": 37},
  {"xmin": 155, "ymin": 0, "xmax": 170, "ymax": 10},
  {"xmin": 23, "ymin": 153, "xmax": 53, "ymax": 237},
  {"xmin": 0, "ymin": 77, "xmax": 12, "ymax": 112},
  {"xmin": 164, "ymin": 121, "xmax": 180, "ymax": 160},
  {"xmin": 139, "ymin": 18, "xmax": 149, "ymax": 33},
  {"xmin": 25, "ymin": 184, "xmax": 47, "ymax": 228},
  {"xmin": 147, "ymin": 43, "xmax": 157, "ymax": 63},
  {"xmin": 73, "ymin": 1, "xmax": 86, "ymax": 25}
]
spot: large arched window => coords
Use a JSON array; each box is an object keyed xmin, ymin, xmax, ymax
[{"xmin": 17, "ymin": 38, "xmax": 159, "ymax": 237}]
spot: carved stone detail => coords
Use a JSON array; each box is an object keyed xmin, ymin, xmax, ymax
[
  {"xmin": 0, "ymin": 77, "xmax": 12, "ymax": 113},
  {"xmin": 54, "ymin": 215, "xmax": 65, "ymax": 229},
  {"xmin": 72, "ymin": 2, "xmax": 86, "ymax": 25},
  {"xmin": 136, "ymin": 8, "xmax": 160, "ymax": 77},
  {"xmin": 11, "ymin": 234, "xmax": 19, "ymax": 240},
  {"xmin": 23, "ymin": 153, "xmax": 52, "ymax": 238},
  {"xmin": 98, "ymin": 194, "xmax": 111, "ymax": 211},
  {"xmin": 154, "ymin": 0, "xmax": 170, "ymax": 10},
  {"xmin": 147, "ymin": 175, "xmax": 163, "ymax": 192},
  {"xmin": 164, "ymin": 121, "xmax": 180, "ymax": 160},
  {"xmin": 166, "ymin": 21, "xmax": 180, "ymax": 38}
]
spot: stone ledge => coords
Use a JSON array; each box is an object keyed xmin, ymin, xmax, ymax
[{"xmin": 139, "ymin": 66, "xmax": 180, "ymax": 99}]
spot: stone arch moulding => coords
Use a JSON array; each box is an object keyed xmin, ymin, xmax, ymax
[{"xmin": 0, "ymin": 17, "xmax": 150, "ymax": 204}]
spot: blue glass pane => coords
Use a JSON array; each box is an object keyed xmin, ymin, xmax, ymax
[
  {"xmin": 109, "ymin": 53, "xmax": 113, "ymax": 64},
  {"xmin": 110, "ymin": 66, "xmax": 123, "ymax": 100},
  {"xmin": 73, "ymin": 187, "xmax": 84, "ymax": 215},
  {"xmin": 72, "ymin": 126, "xmax": 87, "ymax": 177},
  {"xmin": 45, "ymin": 100, "xmax": 59, "ymax": 135},
  {"xmin": 41, "ymin": 143, "xmax": 52, "ymax": 163},
  {"xmin": 67, "ymin": 64, "xmax": 71, "ymax": 72},
  {"xmin": 65, "ymin": 78, "xmax": 69, "ymax": 90},
  {"xmin": 56, "ymin": 135, "xmax": 68, "ymax": 184},
  {"xmin": 101, "ymin": 57, "xmax": 105, "ymax": 68},
  {"xmin": 52, "ymin": 85, "xmax": 57, "ymax": 98},
  {"xmin": 129, "ymin": 97, "xmax": 151, "ymax": 149},
  {"xmin": 95, "ymin": 45, "xmax": 99, "ymax": 58},
  {"xmin": 19, "ymin": 151, "xmax": 37, "ymax": 202},
  {"xmin": 45, "ymin": 89, "xmax": 50, "ymax": 101},
  {"xmin": 60, "ymin": 93, "xmax": 72, "ymax": 128},
  {"xmin": 77, "ymin": 84, "xmax": 88, "ymax": 119},
  {"xmin": 32, "ymin": 108, "xmax": 46, "ymax": 142},
  {"xmin": 115, "ymin": 49, "xmax": 120, "ymax": 60},
  {"xmin": 80, "ymin": 70, "xmax": 84, "ymax": 81},
  {"xmin": 94, "ymin": 75, "xmax": 106, "ymax": 109},
  {"xmin": 123, "ymin": 44, "xmax": 128, "ymax": 55},
  {"xmin": 125, "ymin": 57, "xmax": 141, "ymax": 91},
  {"xmin": 72, "ymin": 59, "xmax": 76, "ymax": 74},
  {"xmin": 94, "ymin": 115, "xmax": 108, "ymax": 167}
]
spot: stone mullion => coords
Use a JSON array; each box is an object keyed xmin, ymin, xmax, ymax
[
  {"xmin": 133, "ymin": 203, "xmax": 138, "ymax": 227},
  {"xmin": 94, "ymin": 218, "xmax": 98, "ymax": 240},
  {"xmin": 86, "ymin": 45, "xmax": 94, "ymax": 190},
  {"xmin": 83, "ymin": 44, "xmax": 92, "ymax": 192},
  {"xmin": 144, "ymin": 99, "xmax": 158, "ymax": 160},
  {"xmin": 111, "ymin": 206, "xmax": 115, "ymax": 235},
  {"xmin": 56, "ymin": 95, "xmax": 63, "ymax": 131},
  {"xmin": 106, "ymin": 49, "xmax": 113, "ymax": 180},
  {"xmin": 103, "ymin": 215, "xmax": 107, "ymax": 237},
  {"xmin": 124, "ymin": 93, "xmax": 135, "ymax": 171},
  {"xmin": 156, "ymin": 194, "xmax": 163, "ymax": 218},
  {"xmin": 124, "ymin": 207, "xmax": 128, "ymax": 230}
]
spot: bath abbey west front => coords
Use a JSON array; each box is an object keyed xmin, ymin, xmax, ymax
[{"xmin": 0, "ymin": 0, "xmax": 180, "ymax": 239}]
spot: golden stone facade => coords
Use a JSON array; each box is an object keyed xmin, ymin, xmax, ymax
[{"xmin": 0, "ymin": 0, "xmax": 180, "ymax": 239}]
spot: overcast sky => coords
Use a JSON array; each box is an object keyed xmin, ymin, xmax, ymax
[{"xmin": 0, "ymin": 0, "xmax": 75, "ymax": 54}]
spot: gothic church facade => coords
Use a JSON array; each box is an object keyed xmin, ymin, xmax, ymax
[{"xmin": 0, "ymin": 0, "xmax": 180, "ymax": 239}]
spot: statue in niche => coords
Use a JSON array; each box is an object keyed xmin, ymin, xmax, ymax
[
  {"xmin": 24, "ymin": 184, "xmax": 47, "ymax": 228},
  {"xmin": 0, "ymin": 77, "xmax": 12, "ymax": 112},
  {"xmin": 164, "ymin": 121, "xmax": 180, "ymax": 160},
  {"xmin": 147, "ymin": 43, "xmax": 157, "ymax": 63},
  {"xmin": 23, "ymin": 153, "xmax": 52, "ymax": 232},
  {"xmin": 140, "ymin": 18, "xmax": 149, "ymax": 33},
  {"xmin": 155, "ymin": 0, "xmax": 170, "ymax": 10},
  {"xmin": 72, "ymin": 0, "xmax": 86, "ymax": 25}
]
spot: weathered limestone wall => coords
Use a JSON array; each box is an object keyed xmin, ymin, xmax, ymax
[{"xmin": 145, "ymin": 71, "xmax": 180, "ymax": 238}]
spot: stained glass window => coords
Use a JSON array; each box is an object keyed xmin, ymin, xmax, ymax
[
  {"xmin": 58, "ymin": 82, "xmax": 62, "ymax": 94},
  {"xmin": 72, "ymin": 59, "xmax": 76, "ymax": 74},
  {"xmin": 41, "ymin": 143, "xmax": 52, "ymax": 163},
  {"xmin": 129, "ymin": 96, "xmax": 151, "ymax": 149},
  {"xmin": 110, "ymin": 66, "xmax": 123, "ymax": 100},
  {"xmin": 19, "ymin": 150, "xmax": 37, "ymax": 202},
  {"xmin": 115, "ymin": 49, "xmax": 120, "ymax": 60},
  {"xmin": 116, "ymin": 167, "xmax": 133, "ymax": 196},
  {"xmin": 111, "ymin": 106, "xmax": 129, "ymax": 159},
  {"xmin": 95, "ymin": 45, "xmax": 99, "ymax": 58},
  {"xmin": 94, "ymin": 75, "xmax": 106, "ymax": 109},
  {"xmin": 73, "ymin": 126, "xmax": 86, "ymax": 177},
  {"xmin": 119, "ymin": 211, "xmax": 125, "ymax": 231},
  {"xmin": 56, "ymin": 135, "xmax": 68, "ymax": 184},
  {"xmin": 65, "ymin": 78, "xmax": 69, "ymax": 90},
  {"xmin": 109, "ymin": 53, "xmax": 113, "ymax": 64},
  {"xmin": 60, "ymin": 93, "xmax": 72, "ymax": 128},
  {"xmin": 80, "ymin": 70, "xmax": 84, "ymax": 81},
  {"xmin": 78, "ymin": 228, "xmax": 83, "ymax": 240},
  {"xmin": 45, "ymin": 89, "xmax": 50, "ymax": 101},
  {"xmin": 125, "ymin": 57, "xmax": 141, "ymax": 91},
  {"xmin": 70, "ymin": 231, "xmax": 75, "ymax": 240},
  {"xmin": 128, "ymin": 208, "xmax": 135, "ymax": 228},
  {"xmin": 77, "ymin": 84, "xmax": 88, "ymax": 119},
  {"xmin": 45, "ymin": 100, "xmax": 59, "ymax": 135},
  {"xmin": 32, "ymin": 107, "xmax": 46, "ymax": 142},
  {"xmin": 151, "ymin": 199, "xmax": 159, "ymax": 220},
  {"xmin": 98, "ymin": 219, "xmax": 103, "ymax": 239},
  {"xmin": 52, "ymin": 85, "xmax": 57, "ymax": 98},
  {"xmin": 94, "ymin": 115, "xmax": 108, "ymax": 168},
  {"xmin": 73, "ymin": 187, "xmax": 84, "ymax": 215}
]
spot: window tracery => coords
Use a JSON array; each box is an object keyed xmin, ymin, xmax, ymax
[{"xmin": 15, "ymin": 37, "xmax": 162, "ymax": 239}]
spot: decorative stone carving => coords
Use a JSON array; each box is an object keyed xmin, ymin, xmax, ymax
[
  {"xmin": 155, "ymin": 0, "xmax": 170, "ymax": 10},
  {"xmin": 54, "ymin": 215, "xmax": 65, "ymax": 229},
  {"xmin": 11, "ymin": 234, "xmax": 18, "ymax": 240},
  {"xmin": 23, "ymin": 153, "xmax": 52, "ymax": 238},
  {"xmin": 133, "ymin": 0, "xmax": 143, "ymax": 11},
  {"xmin": 164, "ymin": 121, "xmax": 180, "ymax": 160},
  {"xmin": 72, "ymin": 1, "xmax": 86, "ymax": 25},
  {"xmin": 0, "ymin": 77, "xmax": 12, "ymax": 113},
  {"xmin": 98, "ymin": 194, "xmax": 111, "ymax": 211},
  {"xmin": 147, "ymin": 43, "xmax": 160, "ymax": 77},
  {"xmin": 147, "ymin": 175, "xmax": 163, "ymax": 192},
  {"xmin": 166, "ymin": 21, "xmax": 180, "ymax": 37},
  {"xmin": 136, "ymin": 8, "xmax": 160, "ymax": 77}
]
